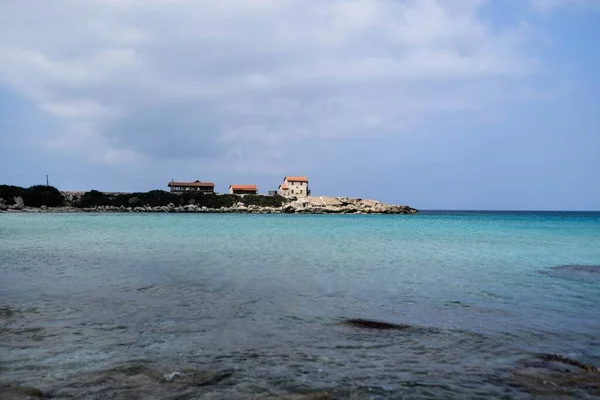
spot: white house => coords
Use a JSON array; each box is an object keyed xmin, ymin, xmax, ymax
[{"xmin": 278, "ymin": 176, "xmax": 309, "ymax": 197}]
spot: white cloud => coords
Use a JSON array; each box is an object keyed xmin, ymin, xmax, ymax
[{"xmin": 0, "ymin": 0, "xmax": 539, "ymax": 169}]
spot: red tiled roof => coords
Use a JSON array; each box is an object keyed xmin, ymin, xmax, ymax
[
  {"xmin": 168, "ymin": 180, "xmax": 215, "ymax": 187},
  {"xmin": 285, "ymin": 176, "xmax": 308, "ymax": 183},
  {"xmin": 279, "ymin": 183, "xmax": 289, "ymax": 190},
  {"xmin": 229, "ymin": 184, "xmax": 257, "ymax": 190}
]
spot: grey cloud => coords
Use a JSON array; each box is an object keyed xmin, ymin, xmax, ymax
[
  {"xmin": 104, "ymin": 102, "xmax": 226, "ymax": 160},
  {"xmin": 0, "ymin": 0, "xmax": 541, "ymax": 169}
]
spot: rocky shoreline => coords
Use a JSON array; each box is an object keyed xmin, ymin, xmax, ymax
[{"xmin": 1, "ymin": 194, "xmax": 417, "ymax": 215}]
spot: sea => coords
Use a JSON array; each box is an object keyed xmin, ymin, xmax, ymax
[{"xmin": 1, "ymin": 211, "xmax": 599, "ymax": 399}]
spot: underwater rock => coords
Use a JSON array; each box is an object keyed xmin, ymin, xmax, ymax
[
  {"xmin": 339, "ymin": 318, "xmax": 413, "ymax": 330},
  {"xmin": 252, "ymin": 392, "xmax": 333, "ymax": 400},
  {"xmin": 541, "ymin": 265, "xmax": 600, "ymax": 282},
  {"xmin": 0, "ymin": 386, "xmax": 43, "ymax": 399},
  {"xmin": 512, "ymin": 353, "xmax": 600, "ymax": 397},
  {"xmin": 539, "ymin": 354, "xmax": 599, "ymax": 372},
  {"xmin": 51, "ymin": 363, "xmax": 233, "ymax": 398},
  {"xmin": 548, "ymin": 265, "xmax": 600, "ymax": 274}
]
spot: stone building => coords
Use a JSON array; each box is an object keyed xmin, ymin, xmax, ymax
[{"xmin": 278, "ymin": 176, "xmax": 309, "ymax": 197}]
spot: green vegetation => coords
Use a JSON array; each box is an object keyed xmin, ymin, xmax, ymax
[
  {"xmin": 25, "ymin": 185, "xmax": 64, "ymax": 207},
  {"xmin": 0, "ymin": 185, "xmax": 63, "ymax": 207},
  {"xmin": 0, "ymin": 185, "xmax": 289, "ymax": 209},
  {"xmin": 0, "ymin": 185, "xmax": 26, "ymax": 205},
  {"xmin": 101, "ymin": 191, "xmax": 289, "ymax": 209},
  {"xmin": 78, "ymin": 190, "xmax": 112, "ymax": 208}
]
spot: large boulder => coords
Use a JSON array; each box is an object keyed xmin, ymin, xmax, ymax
[
  {"xmin": 9, "ymin": 196, "xmax": 24, "ymax": 210},
  {"xmin": 183, "ymin": 204, "xmax": 197, "ymax": 212},
  {"xmin": 360, "ymin": 199, "xmax": 380, "ymax": 208},
  {"xmin": 14, "ymin": 196, "xmax": 24, "ymax": 208},
  {"xmin": 282, "ymin": 204, "xmax": 296, "ymax": 213},
  {"xmin": 320, "ymin": 197, "xmax": 343, "ymax": 206}
]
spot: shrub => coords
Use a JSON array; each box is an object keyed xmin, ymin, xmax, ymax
[
  {"xmin": 0, "ymin": 185, "xmax": 291, "ymax": 209},
  {"xmin": 241, "ymin": 194, "xmax": 288, "ymax": 207},
  {"xmin": 22, "ymin": 185, "xmax": 64, "ymax": 207},
  {"xmin": 79, "ymin": 190, "xmax": 111, "ymax": 207},
  {"xmin": 0, "ymin": 185, "xmax": 27, "ymax": 205}
]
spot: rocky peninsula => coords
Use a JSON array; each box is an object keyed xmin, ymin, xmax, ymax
[{"xmin": 0, "ymin": 185, "xmax": 417, "ymax": 215}]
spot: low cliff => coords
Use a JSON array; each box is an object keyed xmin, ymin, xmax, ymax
[
  {"xmin": 0, "ymin": 185, "xmax": 417, "ymax": 214},
  {"xmin": 281, "ymin": 196, "xmax": 417, "ymax": 214}
]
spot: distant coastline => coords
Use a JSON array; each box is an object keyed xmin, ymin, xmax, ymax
[{"xmin": 0, "ymin": 185, "xmax": 417, "ymax": 215}]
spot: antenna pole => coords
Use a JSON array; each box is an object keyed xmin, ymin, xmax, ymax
[{"xmin": 46, "ymin": 175, "xmax": 49, "ymax": 186}]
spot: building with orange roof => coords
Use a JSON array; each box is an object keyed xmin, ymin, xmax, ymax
[
  {"xmin": 278, "ymin": 176, "xmax": 309, "ymax": 197},
  {"xmin": 229, "ymin": 184, "xmax": 258, "ymax": 195}
]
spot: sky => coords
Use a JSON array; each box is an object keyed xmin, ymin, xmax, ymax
[{"xmin": 0, "ymin": 0, "xmax": 599, "ymax": 210}]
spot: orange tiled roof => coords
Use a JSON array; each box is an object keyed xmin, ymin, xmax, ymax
[
  {"xmin": 279, "ymin": 183, "xmax": 289, "ymax": 190},
  {"xmin": 229, "ymin": 184, "xmax": 257, "ymax": 190},
  {"xmin": 168, "ymin": 180, "xmax": 215, "ymax": 187},
  {"xmin": 285, "ymin": 176, "xmax": 308, "ymax": 182}
]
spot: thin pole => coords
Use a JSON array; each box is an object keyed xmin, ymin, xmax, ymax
[{"xmin": 46, "ymin": 175, "xmax": 49, "ymax": 186}]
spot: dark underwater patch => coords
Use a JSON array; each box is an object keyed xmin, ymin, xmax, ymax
[
  {"xmin": 339, "ymin": 318, "xmax": 413, "ymax": 330},
  {"xmin": 337, "ymin": 318, "xmax": 444, "ymax": 336},
  {"xmin": 512, "ymin": 353, "xmax": 600, "ymax": 397},
  {"xmin": 50, "ymin": 363, "xmax": 234, "ymax": 398},
  {"xmin": 552, "ymin": 265, "xmax": 600, "ymax": 274},
  {"xmin": 0, "ymin": 385, "xmax": 44, "ymax": 399},
  {"xmin": 540, "ymin": 265, "xmax": 600, "ymax": 281}
]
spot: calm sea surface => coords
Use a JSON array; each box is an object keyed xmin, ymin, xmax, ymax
[{"xmin": 1, "ymin": 211, "xmax": 600, "ymax": 399}]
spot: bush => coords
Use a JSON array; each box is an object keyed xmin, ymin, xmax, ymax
[
  {"xmin": 108, "ymin": 191, "xmax": 289, "ymax": 209},
  {"xmin": 0, "ymin": 185, "xmax": 291, "ymax": 209},
  {"xmin": 240, "ymin": 194, "xmax": 288, "ymax": 207},
  {"xmin": 22, "ymin": 185, "xmax": 64, "ymax": 207},
  {"xmin": 79, "ymin": 190, "xmax": 111, "ymax": 207},
  {"xmin": 0, "ymin": 185, "xmax": 27, "ymax": 205}
]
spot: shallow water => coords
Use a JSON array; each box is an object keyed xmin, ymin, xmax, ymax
[{"xmin": 1, "ymin": 211, "xmax": 600, "ymax": 399}]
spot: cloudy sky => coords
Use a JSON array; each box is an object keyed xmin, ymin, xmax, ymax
[{"xmin": 0, "ymin": 0, "xmax": 598, "ymax": 210}]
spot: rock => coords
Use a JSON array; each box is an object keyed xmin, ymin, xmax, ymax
[
  {"xmin": 14, "ymin": 196, "xmax": 25, "ymax": 208},
  {"xmin": 548, "ymin": 265, "xmax": 600, "ymax": 275},
  {"xmin": 320, "ymin": 197, "xmax": 343, "ymax": 206},
  {"xmin": 512, "ymin": 353, "xmax": 600, "ymax": 397},
  {"xmin": 253, "ymin": 392, "xmax": 333, "ymax": 400},
  {"xmin": 50, "ymin": 364, "xmax": 233, "ymax": 399},
  {"xmin": 0, "ymin": 386, "xmax": 44, "ymax": 399},
  {"xmin": 340, "ymin": 318, "xmax": 413, "ymax": 330},
  {"xmin": 538, "ymin": 354, "xmax": 599, "ymax": 372},
  {"xmin": 360, "ymin": 199, "xmax": 380, "ymax": 208},
  {"xmin": 9, "ymin": 196, "xmax": 24, "ymax": 210},
  {"xmin": 161, "ymin": 369, "xmax": 233, "ymax": 386}
]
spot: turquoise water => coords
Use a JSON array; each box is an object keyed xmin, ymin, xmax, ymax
[{"xmin": 1, "ymin": 212, "xmax": 600, "ymax": 398}]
